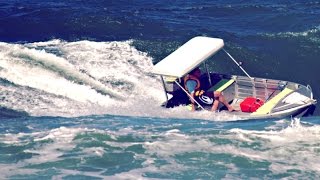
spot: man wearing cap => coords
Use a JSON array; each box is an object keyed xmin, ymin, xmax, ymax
[{"xmin": 184, "ymin": 67, "xmax": 235, "ymax": 112}]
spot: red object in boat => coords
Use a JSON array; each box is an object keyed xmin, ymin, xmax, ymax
[{"xmin": 240, "ymin": 97, "xmax": 264, "ymax": 112}]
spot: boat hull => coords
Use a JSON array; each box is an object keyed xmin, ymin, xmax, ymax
[{"xmin": 162, "ymin": 73, "xmax": 317, "ymax": 120}]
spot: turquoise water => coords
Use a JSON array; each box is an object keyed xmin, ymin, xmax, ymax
[
  {"xmin": 1, "ymin": 0, "xmax": 320, "ymax": 179},
  {"xmin": 1, "ymin": 115, "xmax": 320, "ymax": 179}
]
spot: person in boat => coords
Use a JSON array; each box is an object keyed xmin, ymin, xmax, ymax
[{"xmin": 184, "ymin": 67, "xmax": 235, "ymax": 112}]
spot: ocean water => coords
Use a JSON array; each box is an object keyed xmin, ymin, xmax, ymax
[{"xmin": 0, "ymin": 0, "xmax": 320, "ymax": 179}]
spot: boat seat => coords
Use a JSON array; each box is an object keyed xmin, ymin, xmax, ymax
[
  {"xmin": 252, "ymin": 88, "xmax": 294, "ymax": 115},
  {"xmin": 206, "ymin": 79, "xmax": 235, "ymax": 92}
]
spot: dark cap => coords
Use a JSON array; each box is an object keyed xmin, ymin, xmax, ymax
[{"xmin": 190, "ymin": 67, "xmax": 200, "ymax": 75}]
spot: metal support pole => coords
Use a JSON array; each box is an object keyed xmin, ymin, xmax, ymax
[
  {"xmin": 174, "ymin": 81, "xmax": 205, "ymax": 110},
  {"xmin": 204, "ymin": 62, "xmax": 212, "ymax": 86},
  {"xmin": 160, "ymin": 76, "xmax": 169, "ymax": 105},
  {"xmin": 223, "ymin": 48, "xmax": 252, "ymax": 79}
]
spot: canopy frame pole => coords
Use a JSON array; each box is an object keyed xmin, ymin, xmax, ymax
[
  {"xmin": 223, "ymin": 48, "xmax": 252, "ymax": 79},
  {"xmin": 160, "ymin": 76, "xmax": 169, "ymax": 105},
  {"xmin": 174, "ymin": 81, "xmax": 205, "ymax": 110},
  {"xmin": 204, "ymin": 61, "xmax": 212, "ymax": 86}
]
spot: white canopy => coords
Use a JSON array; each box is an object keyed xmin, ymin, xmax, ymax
[{"xmin": 152, "ymin": 36, "xmax": 224, "ymax": 78}]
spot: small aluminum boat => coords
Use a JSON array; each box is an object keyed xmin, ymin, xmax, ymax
[{"xmin": 152, "ymin": 36, "xmax": 316, "ymax": 120}]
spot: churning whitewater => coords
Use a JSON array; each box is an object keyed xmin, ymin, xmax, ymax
[
  {"xmin": 1, "ymin": 116, "xmax": 320, "ymax": 179},
  {"xmin": 1, "ymin": 0, "xmax": 319, "ymax": 179},
  {"xmin": 0, "ymin": 40, "xmax": 157, "ymax": 116},
  {"xmin": 0, "ymin": 40, "xmax": 247, "ymax": 120}
]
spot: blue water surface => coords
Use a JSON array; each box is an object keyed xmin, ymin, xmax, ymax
[{"xmin": 0, "ymin": 0, "xmax": 320, "ymax": 179}]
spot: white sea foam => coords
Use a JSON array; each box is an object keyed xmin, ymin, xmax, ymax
[
  {"xmin": 0, "ymin": 40, "xmax": 159, "ymax": 116},
  {"xmin": 228, "ymin": 118, "xmax": 320, "ymax": 174},
  {"xmin": 0, "ymin": 127, "xmax": 88, "ymax": 179},
  {"xmin": 112, "ymin": 117, "xmax": 320, "ymax": 177},
  {"xmin": 0, "ymin": 164, "xmax": 39, "ymax": 180},
  {"xmin": 82, "ymin": 147, "xmax": 105, "ymax": 157},
  {"xmin": 23, "ymin": 127, "xmax": 84, "ymax": 164},
  {"xmin": 264, "ymin": 26, "xmax": 320, "ymax": 44},
  {"xmin": 2, "ymin": 117, "xmax": 319, "ymax": 179},
  {"xmin": 0, "ymin": 39, "xmax": 241, "ymax": 121}
]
